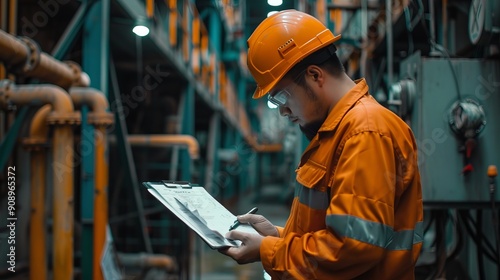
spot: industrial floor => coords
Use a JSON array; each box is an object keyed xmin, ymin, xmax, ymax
[
  {"xmin": 199, "ymin": 183, "xmax": 291, "ymax": 280},
  {"xmin": 0, "ymin": 183, "xmax": 291, "ymax": 280}
]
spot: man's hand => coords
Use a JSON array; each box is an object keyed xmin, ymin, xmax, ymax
[
  {"xmin": 219, "ymin": 231, "xmax": 264, "ymax": 264},
  {"xmin": 238, "ymin": 214, "xmax": 279, "ymax": 237}
]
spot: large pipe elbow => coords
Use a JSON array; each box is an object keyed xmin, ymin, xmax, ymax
[
  {"xmin": 69, "ymin": 87, "xmax": 109, "ymax": 113},
  {"xmin": 0, "ymin": 81, "xmax": 80, "ymax": 125},
  {"xmin": 127, "ymin": 135, "xmax": 200, "ymax": 160},
  {"xmin": 0, "ymin": 82, "xmax": 73, "ymax": 112},
  {"xmin": 25, "ymin": 105, "xmax": 52, "ymax": 146},
  {"xmin": 69, "ymin": 87, "xmax": 113, "ymax": 126}
]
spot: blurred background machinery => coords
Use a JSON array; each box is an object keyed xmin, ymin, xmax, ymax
[{"xmin": 0, "ymin": 0, "xmax": 499, "ymax": 279}]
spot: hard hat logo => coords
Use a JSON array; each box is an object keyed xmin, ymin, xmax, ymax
[{"xmin": 247, "ymin": 9, "xmax": 341, "ymax": 99}]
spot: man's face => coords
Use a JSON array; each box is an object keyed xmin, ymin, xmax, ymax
[{"xmin": 269, "ymin": 73, "xmax": 329, "ymax": 140}]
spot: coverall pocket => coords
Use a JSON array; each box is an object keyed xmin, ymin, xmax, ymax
[{"xmin": 294, "ymin": 162, "xmax": 330, "ymax": 232}]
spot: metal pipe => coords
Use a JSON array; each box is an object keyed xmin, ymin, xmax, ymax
[
  {"xmin": 0, "ymin": 29, "xmax": 89, "ymax": 89},
  {"xmin": 1, "ymin": 0, "xmax": 7, "ymax": 31},
  {"xmin": 51, "ymin": 123, "xmax": 75, "ymax": 280},
  {"xmin": 92, "ymin": 125, "xmax": 108, "ymax": 280},
  {"xmin": 0, "ymin": 81, "xmax": 79, "ymax": 280},
  {"xmin": 0, "ymin": 29, "xmax": 29, "ymax": 67},
  {"xmin": 125, "ymin": 134, "xmax": 200, "ymax": 160},
  {"xmin": 0, "ymin": 82, "xmax": 75, "ymax": 113},
  {"xmin": 8, "ymin": 0, "xmax": 16, "ymax": 34},
  {"xmin": 146, "ymin": 0, "xmax": 154, "ymax": 18},
  {"xmin": 117, "ymin": 252, "xmax": 177, "ymax": 272},
  {"xmin": 69, "ymin": 87, "xmax": 113, "ymax": 280},
  {"xmin": 69, "ymin": 87, "xmax": 110, "ymax": 115},
  {"xmin": 23, "ymin": 105, "xmax": 51, "ymax": 280},
  {"xmin": 385, "ymin": 0, "xmax": 393, "ymax": 85},
  {"xmin": 442, "ymin": 0, "xmax": 448, "ymax": 49},
  {"xmin": 255, "ymin": 144, "xmax": 283, "ymax": 153}
]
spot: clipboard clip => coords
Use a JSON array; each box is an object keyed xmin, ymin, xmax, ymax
[{"xmin": 162, "ymin": 180, "xmax": 192, "ymax": 189}]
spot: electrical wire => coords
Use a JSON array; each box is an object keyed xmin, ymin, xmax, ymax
[
  {"xmin": 490, "ymin": 189, "xmax": 500, "ymax": 270},
  {"xmin": 404, "ymin": 8, "xmax": 414, "ymax": 56},
  {"xmin": 416, "ymin": 2, "xmax": 463, "ymax": 101},
  {"xmin": 464, "ymin": 210, "xmax": 499, "ymax": 260},
  {"xmin": 430, "ymin": 41, "xmax": 462, "ymax": 101},
  {"xmin": 421, "ymin": 210, "xmax": 465, "ymax": 280},
  {"xmin": 458, "ymin": 210, "xmax": 499, "ymax": 263},
  {"xmin": 403, "ymin": 0, "xmax": 424, "ymax": 32},
  {"xmin": 423, "ymin": 212, "xmax": 436, "ymax": 234},
  {"xmin": 477, "ymin": 210, "xmax": 486, "ymax": 280},
  {"xmin": 403, "ymin": 0, "xmax": 424, "ymax": 59}
]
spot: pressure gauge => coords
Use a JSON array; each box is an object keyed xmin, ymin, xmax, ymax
[{"xmin": 448, "ymin": 99, "xmax": 486, "ymax": 139}]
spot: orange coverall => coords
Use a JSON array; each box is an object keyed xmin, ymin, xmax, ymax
[{"xmin": 260, "ymin": 79, "xmax": 423, "ymax": 279}]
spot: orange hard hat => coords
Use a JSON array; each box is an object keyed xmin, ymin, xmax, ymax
[{"xmin": 247, "ymin": 10, "xmax": 341, "ymax": 99}]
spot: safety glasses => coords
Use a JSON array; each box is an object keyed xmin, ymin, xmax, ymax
[
  {"xmin": 268, "ymin": 89, "xmax": 291, "ymax": 107},
  {"xmin": 267, "ymin": 70, "xmax": 306, "ymax": 107}
]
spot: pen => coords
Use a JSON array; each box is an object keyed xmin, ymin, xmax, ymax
[{"xmin": 228, "ymin": 207, "xmax": 258, "ymax": 231}]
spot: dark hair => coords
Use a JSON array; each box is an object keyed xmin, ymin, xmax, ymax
[{"xmin": 285, "ymin": 44, "xmax": 344, "ymax": 87}]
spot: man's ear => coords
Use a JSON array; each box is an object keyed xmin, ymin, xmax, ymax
[{"xmin": 306, "ymin": 66, "xmax": 323, "ymax": 84}]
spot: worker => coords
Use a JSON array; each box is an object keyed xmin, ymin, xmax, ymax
[{"xmin": 219, "ymin": 9, "xmax": 423, "ymax": 279}]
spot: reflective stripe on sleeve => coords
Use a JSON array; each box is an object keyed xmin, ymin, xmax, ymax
[
  {"xmin": 326, "ymin": 214, "xmax": 423, "ymax": 250},
  {"xmin": 296, "ymin": 183, "xmax": 329, "ymax": 210}
]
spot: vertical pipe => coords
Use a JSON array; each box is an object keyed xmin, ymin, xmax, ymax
[
  {"xmin": 360, "ymin": 0, "xmax": 368, "ymax": 78},
  {"xmin": 385, "ymin": 0, "xmax": 393, "ymax": 86},
  {"xmin": 30, "ymin": 152, "xmax": 47, "ymax": 280},
  {"xmin": 27, "ymin": 105, "xmax": 51, "ymax": 280},
  {"xmin": 205, "ymin": 113, "xmax": 220, "ymax": 194},
  {"xmin": 0, "ymin": 83, "xmax": 77, "ymax": 280},
  {"xmin": 8, "ymin": 0, "xmax": 16, "ymax": 34},
  {"xmin": 79, "ymin": 106, "xmax": 95, "ymax": 280},
  {"xmin": 180, "ymin": 85, "xmax": 194, "ymax": 181},
  {"xmin": 93, "ymin": 126, "xmax": 108, "ymax": 280},
  {"xmin": 0, "ymin": 0, "xmax": 6, "ymax": 138},
  {"xmin": 146, "ymin": 0, "xmax": 154, "ymax": 18},
  {"xmin": 82, "ymin": 1, "xmax": 110, "ymax": 277},
  {"xmin": 209, "ymin": 9, "xmax": 221, "ymax": 98},
  {"xmin": 52, "ymin": 125, "xmax": 74, "ymax": 280},
  {"xmin": 69, "ymin": 87, "xmax": 114, "ymax": 280},
  {"xmin": 1, "ymin": 0, "xmax": 7, "ymax": 30},
  {"xmin": 428, "ymin": 0, "xmax": 437, "ymax": 54},
  {"xmin": 429, "ymin": 0, "xmax": 436, "ymax": 41},
  {"xmin": 442, "ymin": 0, "xmax": 448, "ymax": 49}
]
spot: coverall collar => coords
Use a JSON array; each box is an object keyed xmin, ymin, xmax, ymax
[{"xmin": 318, "ymin": 78, "xmax": 369, "ymax": 134}]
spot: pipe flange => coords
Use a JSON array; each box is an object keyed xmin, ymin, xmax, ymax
[
  {"xmin": 46, "ymin": 111, "xmax": 81, "ymax": 125},
  {"xmin": 17, "ymin": 37, "xmax": 41, "ymax": 73},
  {"xmin": 64, "ymin": 61, "xmax": 83, "ymax": 86},
  {"xmin": 0, "ymin": 78, "xmax": 13, "ymax": 91},
  {"xmin": 22, "ymin": 138, "xmax": 50, "ymax": 151},
  {"xmin": 87, "ymin": 112, "xmax": 114, "ymax": 127},
  {"xmin": 0, "ymin": 80, "xmax": 14, "ymax": 109}
]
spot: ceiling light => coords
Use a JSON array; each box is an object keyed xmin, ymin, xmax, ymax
[
  {"xmin": 133, "ymin": 25, "xmax": 149, "ymax": 36},
  {"xmin": 268, "ymin": 0, "xmax": 283, "ymax": 6},
  {"xmin": 267, "ymin": 11, "xmax": 279, "ymax": 17}
]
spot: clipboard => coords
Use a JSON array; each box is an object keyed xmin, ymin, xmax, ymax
[{"xmin": 143, "ymin": 181, "xmax": 258, "ymax": 249}]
